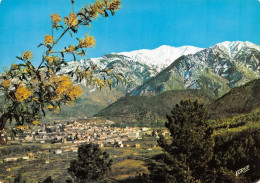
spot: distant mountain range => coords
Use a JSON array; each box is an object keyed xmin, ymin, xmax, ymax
[
  {"xmin": 56, "ymin": 44, "xmax": 209, "ymax": 116},
  {"xmin": 53, "ymin": 41, "xmax": 260, "ymax": 118},
  {"xmin": 61, "ymin": 44, "xmax": 205, "ymax": 91},
  {"xmin": 129, "ymin": 41, "xmax": 260, "ymax": 97},
  {"xmin": 2, "ymin": 41, "xmax": 256, "ymax": 119}
]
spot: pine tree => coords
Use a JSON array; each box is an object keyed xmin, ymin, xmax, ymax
[
  {"xmin": 150, "ymin": 100, "xmax": 214, "ymax": 182},
  {"xmin": 68, "ymin": 143, "xmax": 112, "ymax": 183}
]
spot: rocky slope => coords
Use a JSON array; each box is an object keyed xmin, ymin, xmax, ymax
[
  {"xmin": 55, "ymin": 45, "xmax": 204, "ymax": 116},
  {"xmin": 129, "ymin": 41, "xmax": 260, "ymax": 98}
]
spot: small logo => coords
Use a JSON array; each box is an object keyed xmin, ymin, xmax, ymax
[{"xmin": 236, "ymin": 165, "xmax": 250, "ymax": 176}]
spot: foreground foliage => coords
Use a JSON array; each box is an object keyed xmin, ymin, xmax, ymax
[
  {"xmin": 0, "ymin": 0, "xmax": 122, "ymax": 143},
  {"xmin": 148, "ymin": 100, "xmax": 214, "ymax": 182},
  {"xmin": 68, "ymin": 143, "xmax": 112, "ymax": 182},
  {"xmin": 209, "ymin": 128, "xmax": 260, "ymax": 182},
  {"xmin": 144, "ymin": 100, "xmax": 259, "ymax": 183}
]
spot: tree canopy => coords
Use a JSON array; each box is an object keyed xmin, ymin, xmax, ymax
[
  {"xmin": 68, "ymin": 143, "xmax": 112, "ymax": 182},
  {"xmin": 149, "ymin": 100, "xmax": 214, "ymax": 183}
]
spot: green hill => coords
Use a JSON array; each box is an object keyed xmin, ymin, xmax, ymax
[
  {"xmin": 95, "ymin": 89, "xmax": 216, "ymax": 123},
  {"xmin": 96, "ymin": 79, "xmax": 260, "ymax": 123},
  {"xmin": 208, "ymin": 79, "xmax": 260, "ymax": 119}
]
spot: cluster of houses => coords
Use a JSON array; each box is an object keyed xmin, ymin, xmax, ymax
[
  {"xmin": 2, "ymin": 118, "xmax": 171, "ymax": 163},
  {"xmin": 4, "ymin": 119, "xmax": 164, "ymax": 149},
  {"xmin": 25, "ymin": 120, "xmax": 155, "ymax": 145}
]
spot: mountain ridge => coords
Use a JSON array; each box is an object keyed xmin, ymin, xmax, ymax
[
  {"xmin": 128, "ymin": 41, "xmax": 260, "ymax": 97},
  {"xmin": 117, "ymin": 45, "xmax": 203, "ymax": 70},
  {"xmin": 6, "ymin": 41, "xmax": 257, "ymax": 119}
]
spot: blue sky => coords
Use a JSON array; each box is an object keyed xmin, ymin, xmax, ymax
[{"xmin": 0, "ymin": 0, "xmax": 260, "ymax": 71}]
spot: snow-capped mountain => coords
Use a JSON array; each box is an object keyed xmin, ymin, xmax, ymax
[
  {"xmin": 118, "ymin": 45, "xmax": 203, "ymax": 71},
  {"xmin": 215, "ymin": 41, "xmax": 260, "ymax": 58},
  {"xmin": 57, "ymin": 45, "xmax": 205, "ymax": 117},
  {"xmin": 62, "ymin": 54, "xmax": 159, "ymax": 90},
  {"xmin": 56, "ymin": 41, "xmax": 260, "ymax": 117},
  {"xmin": 61, "ymin": 45, "xmax": 204, "ymax": 89},
  {"xmin": 129, "ymin": 41, "xmax": 260, "ymax": 97},
  {"xmin": 57, "ymin": 53, "xmax": 162, "ymax": 117}
]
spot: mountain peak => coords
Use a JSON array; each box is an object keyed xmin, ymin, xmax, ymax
[
  {"xmin": 215, "ymin": 41, "xmax": 260, "ymax": 57},
  {"xmin": 118, "ymin": 45, "xmax": 203, "ymax": 70}
]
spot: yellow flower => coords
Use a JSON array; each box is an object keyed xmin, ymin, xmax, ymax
[
  {"xmin": 32, "ymin": 78, "xmax": 39, "ymax": 83},
  {"xmin": 32, "ymin": 120, "xmax": 40, "ymax": 125},
  {"xmin": 32, "ymin": 97, "xmax": 39, "ymax": 101},
  {"xmin": 45, "ymin": 105, "xmax": 54, "ymax": 109},
  {"xmin": 89, "ymin": 1, "xmax": 103, "ymax": 18},
  {"xmin": 64, "ymin": 12, "xmax": 78, "ymax": 27},
  {"xmin": 15, "ymin": 85, "xmax": 32, "ymax": 102},
  {"xmin": 2, "ymin": 79, "xmax": 10, "ymax": 88},
  {"xmin": 47, "ymin": 76, "xmax": 83, "ymax": 101},
  {"xmin": 65, "ymin": 101, "xmax": 75, "ymax": 107},
  {"xmin": 85, "ymin": 70, "xmax": 93, "ymax": 76},
  {"xmin": 22, "ymin": 67, "xmax": 29, "ymax": 74},
  {"xmin": 23, "ymin": 50, "xmax": 33, "ymax": 60},
  {"xmin": 17, "ymin": 125, "xmax": 29, "ymax": 130},
  {"xmin": 51, "ymin": 13, "xmax": 62, "ymax": 24},
  {"xmin": 107, "ymin": 79, "xmax": 112, "ymax": 85},
  {"xmin": 11, "ymin": 64, "xmax": 18, "ymax": 69},
  {"xmin": 45, "ymin": 34, "xmax": 54, "ymax": 45},
  {"xmin": 52, "ymin": 76, "xmax": 83, "ymax": 100},
  {"xmin": 68, "ymin": 85, "xmax": 83, "ymax": 99},
  {"xmin": 93, "ymin": 78, "xmax": 106, "ymax": 88},
  {"xmin": 108, "ymin": 0, "xmax": 121, "ymax": 11},
  {"xmin": 67, "ymin": 45, "xmax": 76, "ymax": 52},
  {"xmin": 79, "ymin": 35, "xmax": 95, "ymax": 48},
  {"xmin": 46, "ymin": 56, "xmax": 55, "ymax": 64},
  {"xmin": 54, "ymin": 106, "xmax": 60, "ymax": 114},
  {"xmin": 54, "ymin": 56, "xmax": 60, "ymax": 62}
]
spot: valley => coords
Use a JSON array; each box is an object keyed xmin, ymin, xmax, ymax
[
  {"xmin": 0, "ymin": 107, "xmax": 259, "ymax": 182},
  {"xmin": 0, "ymin": 41, "xmax": 260, "ymax": 182}
]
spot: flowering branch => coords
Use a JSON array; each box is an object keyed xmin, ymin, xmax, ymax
[{"xmin": 0, "ymin": 0, "xmax": 122, "ymax": 143}]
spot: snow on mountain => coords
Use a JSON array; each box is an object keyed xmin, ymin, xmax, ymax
[
  {"xmin": 53, "ymin": 41, "xmax": 260, "ymax": 116},
  {"xmin": 60, "ymin": 53, "xmax": 160, "ymax": 92},
  {"xmin": 215, "ymin": 41, "xmax": 260, "ymax": 57},
  {"xmin": 62, "ymin": 41, "xmax": 259, "ymax": 78},
  {"xmin": 61, "ymin": 45, "xmax": 204, "ymax": 86},
  {"xmin": 117, "ymin": 45, "xmax": 203, "ymax": 70},
  {"xmin": 128, "ymin": 41, "xmax": 260, "ymax": 97}
]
